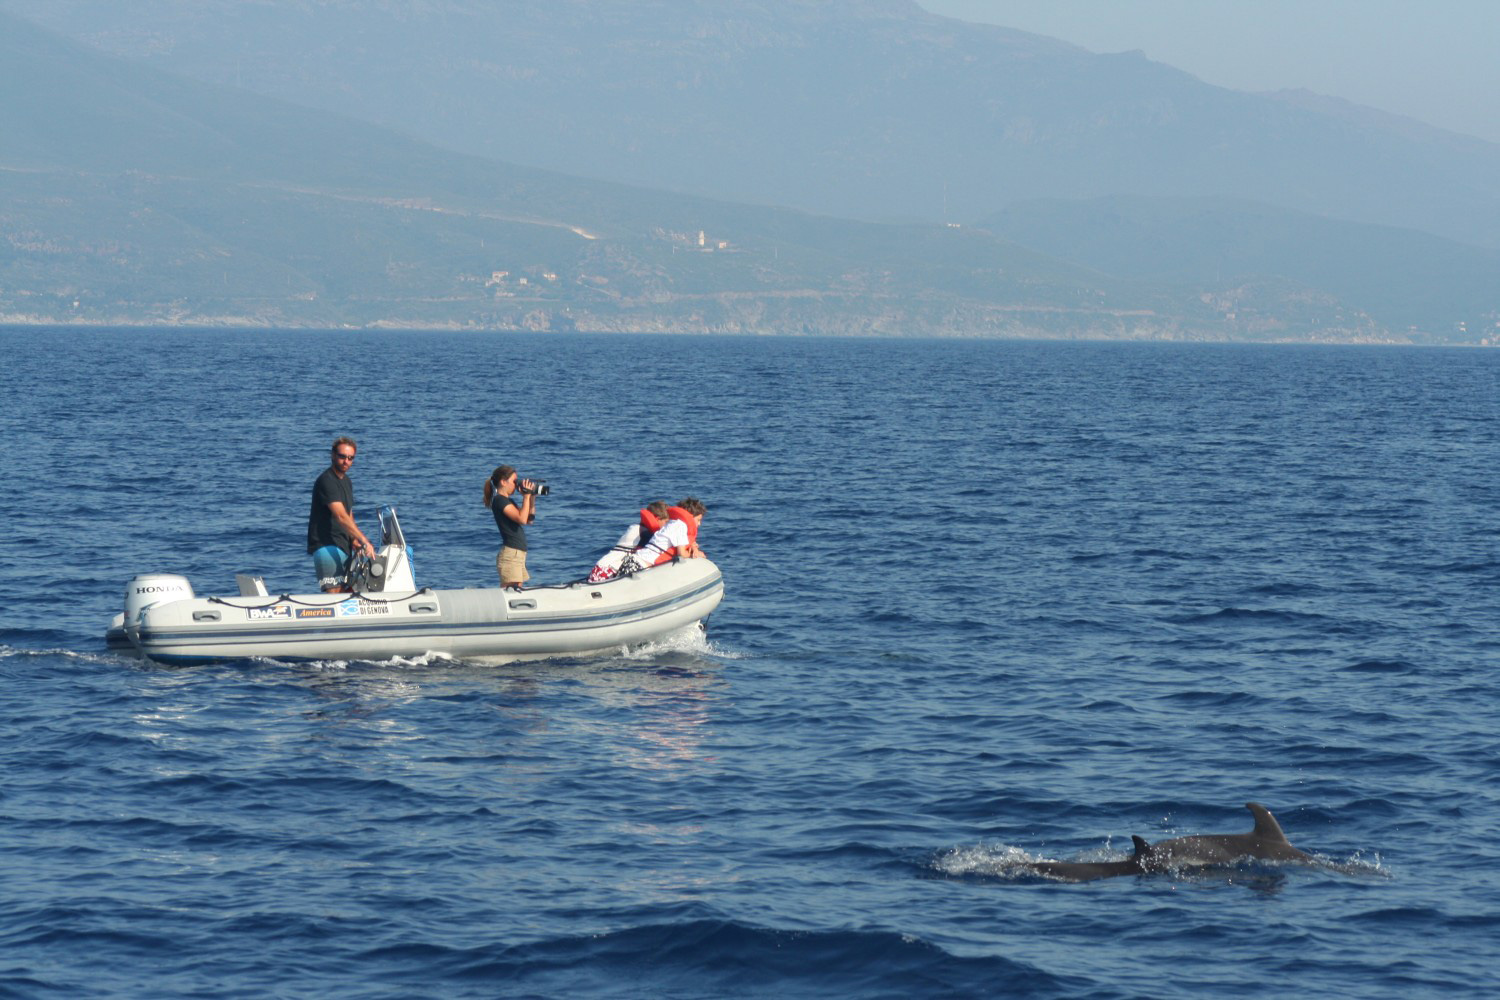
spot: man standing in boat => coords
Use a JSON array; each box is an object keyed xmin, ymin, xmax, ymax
[{"xmin": 307, "ymin": 436, "xmax": 376, "ymax": 592}]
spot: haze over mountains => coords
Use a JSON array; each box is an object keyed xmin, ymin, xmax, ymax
[{"xmin": 2, "ymin": 0, "xmax": 1497, "ymax": 342}]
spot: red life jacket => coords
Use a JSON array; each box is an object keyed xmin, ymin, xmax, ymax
[
  {"xmin": 639, "ymin": 507, "xmax": 667, "ymax": 536},
  {"xmin": 666, "ymin": 506, "xmax": 698, "ymax": 543},
  {"xmin": 651, "ymin": 506, "xmax": 698, "ymax": 565}
]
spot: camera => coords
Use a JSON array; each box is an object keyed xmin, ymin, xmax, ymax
[{"xmin": 522, "ymin": 479, "xmax": 550, "ymax": 496}]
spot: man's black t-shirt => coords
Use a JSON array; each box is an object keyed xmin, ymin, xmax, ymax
[{"xmin": 307, "ymin": 467, "xmax": 355, "ymax": 554}]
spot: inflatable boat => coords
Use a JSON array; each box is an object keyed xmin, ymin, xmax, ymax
[{"xmin": 107, "ymin": 506, "xmax": 724, "ymax": 665}]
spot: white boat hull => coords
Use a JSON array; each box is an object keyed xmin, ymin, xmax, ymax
[{"xmin": 111, "ymin": 559, "xmax": 723, "ymax": 665}]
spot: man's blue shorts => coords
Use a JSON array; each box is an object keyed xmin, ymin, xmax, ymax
[{"xmin": 311, "ymin": 545, "xmax": 350, "ymax": 591}]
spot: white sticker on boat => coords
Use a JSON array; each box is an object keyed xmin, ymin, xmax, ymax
[
  {"xmin": 337, "ymin": 599, "xmax": 391, "ymax": 617},
  {"xmin": 248, "ymin": 606, "xmax": 293, "ymax": 621}
]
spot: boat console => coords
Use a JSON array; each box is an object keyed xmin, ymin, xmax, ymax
[{"xmin": 346, "ymin": 504, "xmax": 416, "ymax": 593}]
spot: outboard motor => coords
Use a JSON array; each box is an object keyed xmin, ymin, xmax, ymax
[{"xmin": 124, "ymin": 573, "xmax": 194, "ymax": 624}]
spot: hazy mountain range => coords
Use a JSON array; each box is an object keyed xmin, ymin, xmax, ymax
[{"xmin": 2, "ymin": 0, "xmax": 1496, "ymax": 342}]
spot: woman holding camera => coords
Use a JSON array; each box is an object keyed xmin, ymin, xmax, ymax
[{"xmin": 484, "ymin": 465, "xmax": 535, "ymax": 590}]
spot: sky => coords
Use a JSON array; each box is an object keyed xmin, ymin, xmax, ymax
[{"xmin": 919, "ymin": 0, "xmax": 1500, "ymax": 145}]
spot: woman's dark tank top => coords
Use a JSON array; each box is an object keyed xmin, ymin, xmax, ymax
[{"xmin": 491, "ymin": 495, "xmax": 527, "ymax": 551}]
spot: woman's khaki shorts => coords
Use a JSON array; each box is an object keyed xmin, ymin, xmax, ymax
[{"xmin": 497, "ymin": 547, "xmax": 531, "ymax": 587}]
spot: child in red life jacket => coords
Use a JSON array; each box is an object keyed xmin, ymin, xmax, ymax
[{"xmin": 587, "ymin": 501, "xmax": 671, "ymax": 583}]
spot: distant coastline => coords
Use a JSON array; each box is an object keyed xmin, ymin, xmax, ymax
[{"xmin": 2, "ymin": 314, "xmax": 1478, "ymax": 346}]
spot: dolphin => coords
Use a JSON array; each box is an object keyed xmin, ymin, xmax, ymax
[
  {"xmin": 1025, "ymin": 802, "xmax": 1316, "ymax": 882},
  {"xmin": 1023, "ymin": 835, "xmax": 1156, "ymax": 882}
]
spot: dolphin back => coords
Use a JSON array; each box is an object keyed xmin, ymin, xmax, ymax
[
  {"xmin": 1026, "ymin": 836, "xmax": 1153, "ymax": 882},
  {"xmin": 1244, "ymin": 802, "xmax": 1314, "ymax": 861},
  {"xmin": 1246, "ymin": 802, "xmax": 1290, "ymax": 842},
  {"xmin": 1021, "ymin": 803, "xmax": 1317, "ymax": 882}
]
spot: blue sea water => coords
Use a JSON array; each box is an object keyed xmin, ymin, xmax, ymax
[{"xmin": 1, "ymin": 327, "xmax": 1498, "ymax": 999}]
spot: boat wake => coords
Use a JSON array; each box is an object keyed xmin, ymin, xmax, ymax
[
  {"xmin": 1, "ymin": 644, "xmax": 129, "ymax": 666},
  {"xmin": 621, "ymin": 622, "xmax": 740, "ymax": 662}
]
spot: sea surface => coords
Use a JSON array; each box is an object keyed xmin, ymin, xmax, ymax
[{"xmin": 1, "ymin": 328, "xmax": 1497, "ymax": 999}]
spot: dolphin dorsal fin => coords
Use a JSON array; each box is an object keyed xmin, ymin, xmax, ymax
[
  {"xmin": 1246, "ymin": 802, "xmax": 1290, "ymax": 843},
  {"xmin": 1131, "ymin": 835, "xmax": 1152, "ymax": 857}
]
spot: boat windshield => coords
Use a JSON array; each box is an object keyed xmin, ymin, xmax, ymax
[{"xmin": 377, "ymin": 505, "xmax": 406, "ymax": 550}]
